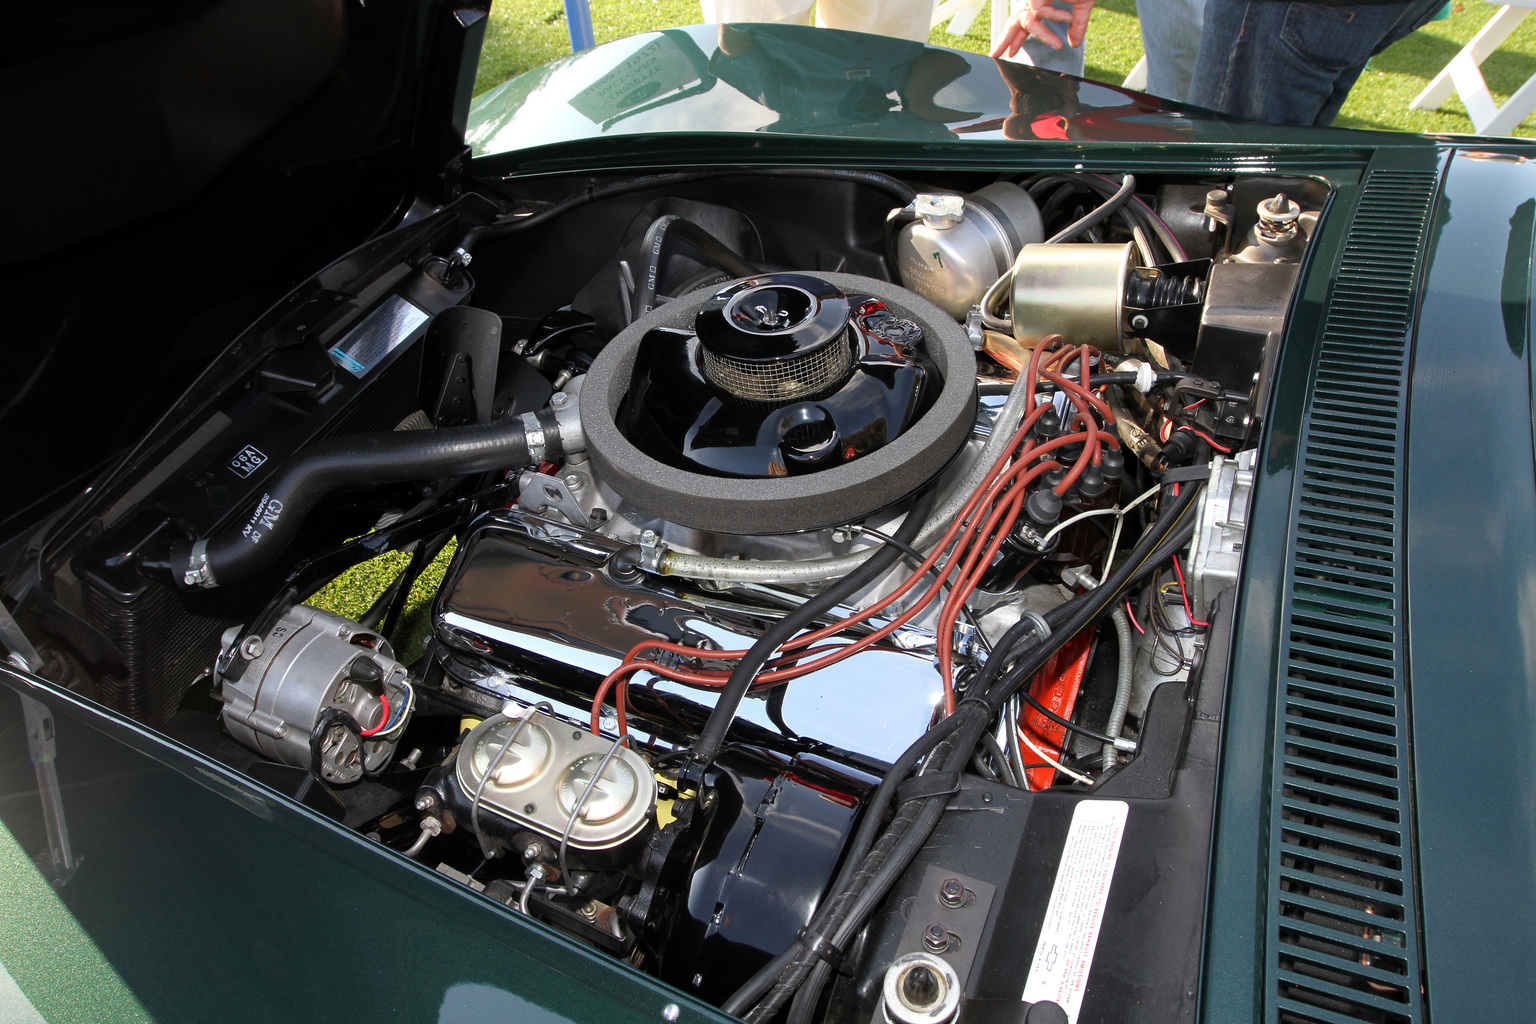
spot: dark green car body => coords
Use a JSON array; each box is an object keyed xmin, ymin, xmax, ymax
[{"xmin": 2, "ymin": 10, "xmax": 1533, "ymax": 1024}]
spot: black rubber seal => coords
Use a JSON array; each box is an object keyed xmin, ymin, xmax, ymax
[{"xmin": 581, "ymin": 272, "xmax": 976, "ymax": 534}]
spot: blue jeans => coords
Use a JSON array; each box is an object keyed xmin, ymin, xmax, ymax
[
  {"xmin": 1189, "ymin": 0, "xmax": 1445, "ymax": 125},
  {"xmin": 1016, "ymin": 1, "xmax": 1086, "ymax": 77},
  {"xmin": 1140, "ymin": 0, "xmax": 1207, "ymax": 101}
]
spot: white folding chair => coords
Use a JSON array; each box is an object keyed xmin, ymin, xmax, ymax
[
  {"xmin": 1411, "ymin": 0, "xmax": 1536, "ymax": 136},
  {"xmin": 929, "ymin": 0, "xmax": 1012, "ymax": 50},
  {"xmin": 1122, "ymin": 55, "xmax": 1148, "ymax": 90}
]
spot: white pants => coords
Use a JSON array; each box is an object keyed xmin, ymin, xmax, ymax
[{"xmin": 703, "ymin": 0, "xmax": 936, "ymax": 43}]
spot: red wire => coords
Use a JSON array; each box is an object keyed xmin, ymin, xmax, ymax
[
  {"xmin": 1176, "ymin": 426, "xmax": 1232, "ymax": 453},
  {"xmin": 587, "ymin": 336, "xmax": 1128, "ymax": 734},
  {"xmin": 360, "ymin": 693, "xmax": 390, "ymax": 737},
  {"xmin": 1171, "ymin": 555, "xmax": 1210, "ymax": 628},
  {"xmin": 1125, "ymin": 599, "xmax": 1145, "ymax": 634}
]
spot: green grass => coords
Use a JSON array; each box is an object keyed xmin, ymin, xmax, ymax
[
  {"xmin": 307, "ymin": 542, "xmax": 456, "ymax": 664},
  {"xmin": 473, "ymin": 0, "xmax": 1536, "ymax": 137}
]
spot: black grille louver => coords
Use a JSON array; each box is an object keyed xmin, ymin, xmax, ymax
[{"xmin": 1271, "ymin": 169, "xmax": 1437, "ymax": 1024}]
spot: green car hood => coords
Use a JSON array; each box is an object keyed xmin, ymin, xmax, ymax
[{"xmin": 465, "ymin": 23, "xmax": 1393, "ymax": 161}]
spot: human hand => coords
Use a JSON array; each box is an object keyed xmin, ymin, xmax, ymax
[{"xmin": 990, "ymin": 0, "xmax": 1096, "ymax": 58}]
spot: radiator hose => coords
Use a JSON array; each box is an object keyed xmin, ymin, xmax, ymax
[{"xmin": 140, "ymin": 409, "xmax": 565, "ymax": 589}]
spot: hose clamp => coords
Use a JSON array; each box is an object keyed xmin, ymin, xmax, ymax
[
  {"xmin": 521, "ymin": 412, "xmax": 546, "ymax": 463},
  {"xmin": 184, "ymin": 539, "xmax": 216, "ymax": 588}
]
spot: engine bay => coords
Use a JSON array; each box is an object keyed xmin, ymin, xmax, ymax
[{"xmin": 15, "ymin": 165, "xmax": 1324, "ymax": 1023}]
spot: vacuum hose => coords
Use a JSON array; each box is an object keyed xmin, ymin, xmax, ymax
[{"xmin": 141, "ymin": 409, "xmax": 565, "ymax": 589}]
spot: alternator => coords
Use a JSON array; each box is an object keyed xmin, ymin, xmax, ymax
[{"xmin": 217, "ymin": 606, "xmax": 413, "ymax": 784}]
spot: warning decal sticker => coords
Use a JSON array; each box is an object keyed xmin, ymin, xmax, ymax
[{"xmin": 1021, "ymin": 799, "xmax": 1129, "ymax": 1023}]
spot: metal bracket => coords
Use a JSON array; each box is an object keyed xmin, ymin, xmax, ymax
[
  {"xmin": 0, "ymin": 602, "xmax": 80, "ymax": 884},
  {"xmin": 518, "ymin": 473, "xmax": 590, "ymax": 528},
  {"xmin": 874, "ymin": 865, "xmax": 996, "ymax": 1024}
]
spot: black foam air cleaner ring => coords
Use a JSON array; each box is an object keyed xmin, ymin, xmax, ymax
[{"xmin": 581, "ymin": 272, "xmax": 977, "ymax": 535}]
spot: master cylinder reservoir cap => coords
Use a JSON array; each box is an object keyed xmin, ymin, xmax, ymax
[
  {"xmin": 469, "ymin": 717, "xmax": 553, "ymax": 788},
  {"xmin": 454, "ymin": 707, "xmax": 656, "ymax": 850},
  {"xmin": 557, "ymin": 754, "xmax": 641, "ymax": 824}
]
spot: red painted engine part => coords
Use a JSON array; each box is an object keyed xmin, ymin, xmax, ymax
[{"xmin": 1020, "ymin": 627, "xmax": 1096, "ymax": 790}]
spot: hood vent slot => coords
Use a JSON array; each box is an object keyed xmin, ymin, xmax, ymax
[{"xmin": 1271, "ymin": 169, "xmax": 1436, "ymax": 1024}]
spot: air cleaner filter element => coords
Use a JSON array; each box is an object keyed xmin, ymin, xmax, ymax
[{"xmin": 695, "ymin": 276, "xmax": 856, "ymax": 402}]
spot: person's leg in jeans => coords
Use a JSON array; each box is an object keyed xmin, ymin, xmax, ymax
[
  {"xmin": 995, "ymin": 0, "xmax": 1087, "ymax": 76},
  {"xmin": 1139, "ymin": 0, "xmax": 1207, "ymax": 101},
  {"xmin": 1019, "ymin": 15, "xmax": 1086, "ymax": 75},
  {"xmin": 1313, "ymin": 0, "xmax": 1447, "ymax": 122},
  {"xmin": 1190, "ymin": 0, "xmax": 1444, "ymax": 125}
]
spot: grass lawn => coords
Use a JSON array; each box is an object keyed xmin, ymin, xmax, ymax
[{"xmin": 473, "ymin": 0, "xmax": 1536, "ymax": 137}]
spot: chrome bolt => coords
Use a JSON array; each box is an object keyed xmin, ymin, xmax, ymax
[
  {"xmin": 563, "ymin": 473, "xmax": 584, "ymax": 491},
  {"xmin": 640, "ymin": 529, "xmax": 658, "ymax": 546},
  {"xmin": 550, "ymin": 391, "xmax": 569, "ymax": 407},
  {"xmin": 1130, "ymin": 314, "xmax": 1150, "ymax": 331},
  {"xmin": 239, "ymin": 635, "xmax": 264, "ymax": 660}
]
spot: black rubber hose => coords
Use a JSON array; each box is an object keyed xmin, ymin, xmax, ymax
[
  {"xmin": 377, "ymin": 529, "xmax": 455, "ymax": 638},
  {"xmin": 632, "ymin": 215, "xmax": 762, "ymax": 320},
  {"xmin": 143, "ymin": 411, "xmax": 561, "ymax": 589},
  {"xmin": 1045, "ymin": 173, "xmax": 1136, "ymax": 244},
  {"xmin": 463, "ymin": 168, "xmax": 917, "ymax": 250},
  {"xmin": 689, "ymin": 487, "xmax": 937, "ymax": 767}
]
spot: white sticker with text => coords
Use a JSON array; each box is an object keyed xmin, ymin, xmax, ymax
[{"xmin": 1021, "ymin": 799, "xmax": 1129, "ymax": 1023}]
